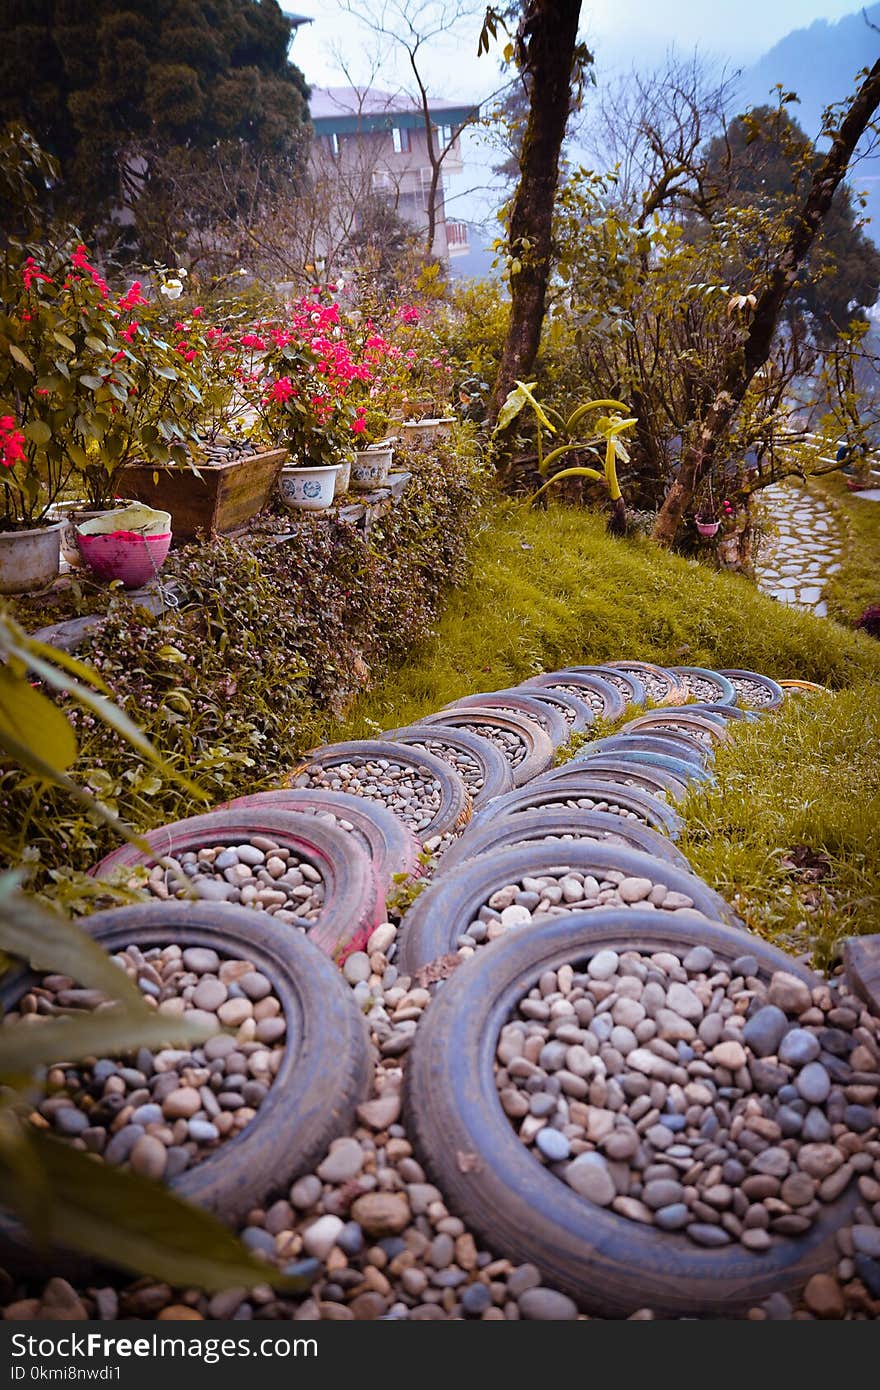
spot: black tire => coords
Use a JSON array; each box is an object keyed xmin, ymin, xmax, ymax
[
  {"xmin": 440, "ymin": 690, "xmax": 570, "ymax": 748},
  {"xmin": 668, "ymin": 666, "xmax": 737, "ymax": 705},
  {"xmin": 533, "ymin": 758, "xmax": 693, "ymax": 804},
  {"xmin": 574, "ymin": 747, "xmax": 714, "ymax": 788},
  {"xmin": 718, "ymin": 668, "xmax": 786, "ymax": 712},
  {"xmin": 0, "ymin": 902, "xmax": 371, "ymax": 1269},
  {"xmin": 287, "ymin": 739, "xmax": 472, "ymax": 838},
  {"xmin": 573, "ymin": 732, "xmax": 710, "ymax": 767},
  {"xmin": 384, "ymin": 723, "xmax": 515, "ymax": 807},
  {"xmin": 682, "ymin": 703, "xmax": 757, "ymax": 723},
  {"xmin": 414, "ymin": 708, "xmax": 555, "ymax": 788},
  {"xmin": 471, "ymin": 779, "xmax": 685, "ymax": 838},
  {"xmin": 508, "ymin": 683, "xmax": 595, "ymax": 735},
  {"xmin": 404, "ymin": 910, "xmax": 856, "ymax": 1317},
  {"xmin": 396, "ymin": 839, "xmax": 740, "ymax": 974},
  {"xmin": 620, "ymin": 710, "xmax": 731, "ymax": 748},
  {"xmin": 522, "ymin": 671, "xmax": 627, "ymax": 722},
  {"xmin": 435, "ymin": 808, "xmax": 693, "ymax": 876},
  {"xmin": 603, "ymin": 660, "xmax": 688, "ymax": 705},
  {"xmin": 91, "ymin": 808, "xmax": 377, "ymax": 960},
  {"xmin": 560, "ymin": 665, "xmax": 647, "ymax": 708}
]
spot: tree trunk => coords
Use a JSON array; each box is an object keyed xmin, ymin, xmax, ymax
[
  {"xmin": 652, "ymin": 57, "xmax": 880, "ymax": 547},
  {"xmin": 489, "ymin": 0, "xmax": 583, "ymax": 434}
]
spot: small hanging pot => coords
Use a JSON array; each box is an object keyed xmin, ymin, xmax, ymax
[{"xmin": 695, "ymin": 518, "xmax": 720, "ymax": 538}]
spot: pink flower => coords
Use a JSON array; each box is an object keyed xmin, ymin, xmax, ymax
[
  {"xmin": 118, "ymin": 281, "xmax": 147, "ymax": 311},
  {"xmin": 22, "ymin": 257, "xmax": 52, "ymax": 291},
  {"xmin": 192, "ymin": 306, "xmax": 203, "ymax": 318},
  {"xmin": 0, "ymin": 415, "xmax": 26, "ymax": 469},
  {"xmin": 399, "ymin": 305, "xmax": 420, "ymax": 324},
  {"xmin": 70, "ymin": 244, "xmax": 108, "ymax": 299},
  {"xmin": 241, "ymin": 333, "xmax": 267, "ymax": 351},
  {"xmin": 268, "ymin": 377, "xmax": 294, "ymax": 403},
  {"xmin": 120, "ymin": 321, "xmax": 139, "ymax": 342},
  {"xmin": 351, "ymin": 410, "xmax": 367, "ymax": 435}
]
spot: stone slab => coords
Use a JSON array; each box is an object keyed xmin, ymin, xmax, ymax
[{"xmin": 844, "ymin": 935, "xmax": 880, "ymax": 1016}]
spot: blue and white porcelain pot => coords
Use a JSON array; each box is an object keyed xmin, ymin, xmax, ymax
[{"xmin": 278, "ymin": 463, "xmax": 341, "ymax": 512}]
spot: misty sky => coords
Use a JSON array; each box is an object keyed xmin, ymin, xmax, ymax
[{"xmin": 289, "ymin": 1, "xmax": 864, "ymax": 98}]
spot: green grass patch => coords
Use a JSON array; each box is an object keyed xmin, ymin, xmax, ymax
[
  {"xmin": 681, "ymin": 684, "xmax": 880, "ymax": 967},
  {"xmin": 336, "ymin": 498, "xmax": 880, "ymax": 739},
  {"xmin": 815, "ymin": 471, "xmax": 880, "ymax": 626},
  {"xmin": 333, "ymin": 498, "xmax": 880, "ymax": 964}
]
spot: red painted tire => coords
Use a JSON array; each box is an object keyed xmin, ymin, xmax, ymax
[
  {"xmin": 91, "ymin": 808, "xmax": 376, "ymax": 960},
  {"xmin": 404, "ymin": 910, "xmax": 856, "ymax": 1317},
  {"xmin": 214, "ymin": 788, "xmax": 423, "ymax": 941},
  {"xmin": 620, "ymin": 709, "xmax": 731, "ymax": 748},
  {"xmin": 286, "ymin": 739, "xmax": 472, "ymax": 839},
  {"xmin": 396, "ymin": 839, "xmax": 740, "ymax": 974}
]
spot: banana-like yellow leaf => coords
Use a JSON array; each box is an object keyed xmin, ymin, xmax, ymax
[
  {"xmin": 530, "ymin": 467, "xmax": 604, "ymax": 503},
  {"xmin": 0, "ymin": 667, "xmax": 77, "ymax": 773},
  {"xmin": 513, "ymin": 380, "xmax": 557, "ymax": 434},
  {"xmin": 565, "ymin": 399, "xmax": 631, "ymax": 433},
  {"xmin": 539, "ymin": 442, "xmax": 601, "ymax": 474},
  {"xmin": 0, "ymin": 879, "xmax": 144, "ymax": 1010}
]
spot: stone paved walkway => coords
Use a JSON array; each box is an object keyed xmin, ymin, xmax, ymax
[{"xmin": 754, "ymin": 483, "xmax": 843, "ymax": 617}]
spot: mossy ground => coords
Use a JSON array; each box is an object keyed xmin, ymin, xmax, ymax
[
  {"xmin": 334, "ymin": 499, "xmax": 880, "ymax": 965},
  {"xmin": 815, "ymin": 470, "xmax": 880, "ymax": 626}
]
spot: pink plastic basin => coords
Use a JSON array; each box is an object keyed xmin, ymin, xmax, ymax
[{"xmin": 75, "ymin": 528, "xmax": 172, "ymax": 587}]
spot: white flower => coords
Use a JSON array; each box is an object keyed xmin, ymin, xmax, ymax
[
  {"xmin": 160, "ymin": 278, "xmax": 183, "ymax": 300},
  {"xmin": 177, "ymin": 268, "xmax": 188, "ymax": 278}
]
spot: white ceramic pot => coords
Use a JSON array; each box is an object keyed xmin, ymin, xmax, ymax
[
  {"xmin": 335, "ymin": 457, "xmax": 351, "ymax": 494},
  {"xmin": 351, "ymin": 447, "xmax": 393, "ymax": 492},
  {"xmin": 277, "ymin": 464, "xmax": 341, "ymax": 512},
  {"xmin": 400, "ymin": 418, "xmax": 455, "ymax": 447},
  {"xmin": 0, "ymin": 521, "xmax": 63, "ymax": 594}
]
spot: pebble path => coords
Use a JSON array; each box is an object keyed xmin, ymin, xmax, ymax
[{"xmin": 754, "ymin": 484, "xmax": 843, "ymax": 617}]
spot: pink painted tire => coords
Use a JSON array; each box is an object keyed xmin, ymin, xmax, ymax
[{"xmin": 90, "ymin": 808, "xmax": 377, "ymax": 960}]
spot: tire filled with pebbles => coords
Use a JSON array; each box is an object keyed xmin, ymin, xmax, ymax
[
  {"xmin": 0, "ymin": 904, "xmax": 371, "ymax": 1232},
  {"xmin": 288, "ymin": 740, "xmax": 471, "ymax": 838},
  {"xmin": 396, "ymin": 841, "xmax": 738, "ymax": 975},
  {"xmin": 384, "ymin": 724, "xmax": 515, "ymax": 807},
  {"xmin": 523, "ymin": 671, "xmax": 627, "ymax": 722},
  {"xmin": 91, "ymin": 809, "xmax": 377, "ymax": 959},
  {"xmin": 405, "ymin": 912, "xmax": 874, "ymax": 1316},
  {"xmin": 718, "ymin": 669, "xmax": 785, "ymax": 711},
  {"xmin": 414, "ymin": 709, "xmax": 554, "ymax": 787},
  {"xmin": 435, "ymin": 809, "xmax": 693, "ymax": 877},
  {"xmin": 468, "ymin": 779, "xmax": 685, "ymax": 838}
]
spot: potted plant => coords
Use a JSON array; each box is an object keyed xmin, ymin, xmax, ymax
[{"xmin": 113, "ymin": 286, "xmax": 287, "ymax": 538}]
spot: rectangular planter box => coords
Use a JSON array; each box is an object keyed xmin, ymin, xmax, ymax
[{"xmin": 116, "ymin": 448, "xmax": 287, "ymax": 541}]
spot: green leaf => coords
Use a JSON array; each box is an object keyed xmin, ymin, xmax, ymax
[
  {"xmin": 24, "ymin": 419, "xmax": 51, "ymax": 446},
  {"xmin": 0, "ymin": 667, "xmax": 77, "ymax": 773},
  {"xmin": 21, "ymin": 636, "xmax": 112, "ymax": 697},
  {"xmin": 9, "ymin": 344, "xmax": 34, "ymax": 372},
  {"xmin": 512, "ymin": 380, "xmax": 557, "ymax": 434},
  {"xmin": 16, "ymin": 1132, "xmax": 312, "ymax": 1293},
  {"xmin": 52, "ymin": 331, "xmax": 76, "ymax": 353},
  {"xmin": 156, "ymin": 645, "xmax": 186, "ymax": 664},
  {"xmin": 79, "ymin": 374, "xmax": 104, "ymax": 391},
  {"xmin": 0, "ymin": 882, "xmax": 143, "ymax": 1012},
  {"xmin": 0, "ymin": 1008, "xmax": 216, "ymax": 1077},
  {"xmin": 495, "ymin": 384, "xmax": 529, "ymax": 432},
  {"xmin": 84, "ymin": 335, "xmax": 106, "ymax": 353},
  {"xmin": 154, "ymin": 365, "xmax": 179, "ymax": 381}
]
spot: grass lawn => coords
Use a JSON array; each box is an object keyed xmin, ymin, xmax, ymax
[
  {"xmin": 816, "ymin": 470, "xmax": 880, "ymax": 626},
  {"xmin": 334, "ymin": 498, "xmax": 880, "ymax": 965}
]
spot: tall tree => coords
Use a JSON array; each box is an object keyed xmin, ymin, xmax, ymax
[
  {"xmin": 0, "ymin": 0, "xmax": 309, "ymax": 237},
  {"xmin": 487, "ymin": 0, "xmax": 587, "ymax": 430},
  {"xmin": 652, "ymin": 58, "xmax": 880, "ymax": 546}
]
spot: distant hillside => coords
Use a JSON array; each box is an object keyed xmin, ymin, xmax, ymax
[{"xmin": 740, "ymin": 5, "xmax": 880, "ymax": 240}]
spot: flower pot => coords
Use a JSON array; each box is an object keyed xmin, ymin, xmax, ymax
[
  {"xmin": 74, "ymin": 504, "xmax": 172, "ymax": 588},
  {"xmin": 401, "ymin": 418, "xmax": 455, "ymax": 448},
  {"xmin": 695, "ymin": 519, "xmax": 720, "ymax": 538},
  {"xmin": 116, "ymin": 447, "xmax": 287, "ymax": 540},
  {"xmin": 277, "ymin": 463, "xmax": 341, "ymax": 512},
  {"xmin": 51, "ymin": 500, "xmax": 137, "ymax": 566},
  {"xmin": 335, "ymin": 457, "xmax": 351, "ymax": 494},
  {"xmin": 0, "ymin": 521, "xmax": 62, "ymax": 595},
  {"xmin": 351, "ymin": 446, "xmax": 393, "ymax": 491}
]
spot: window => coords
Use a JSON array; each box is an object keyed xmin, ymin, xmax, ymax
[
  {"xmin": 392, "ymin": 126, "xmax": 411, "ymax": 154},
  {"xmin": 324, "ymin": 132, "xmax": 340, "ymax": 157},
  {"xmin": 437, "ymin": 124, "xmax": 454, "ymax": 148}
]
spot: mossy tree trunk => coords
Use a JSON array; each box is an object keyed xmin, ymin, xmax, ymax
[
  {"xmin": 652, "ymin": 58, "xmax": 880, "ymax": 547},
  {"xmin": 489, "ymin": 0, "xmax": 584, "ymax": 441}
]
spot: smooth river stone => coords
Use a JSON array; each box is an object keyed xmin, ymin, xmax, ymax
[
  {"xmin": 796, "ymin": 1062, "xmax": 831, "ymax": 1104},
  {"xmin": 565, "ymin": 1154, "xmax": 616, "ymax": 1205},
  {"xmin": 778, "ymin": 1028, "xmax": 821, "ymax": 1067},
  {"xmin": 743, "ymin": 1005, "xmax": 789, "ymax": 1058}
]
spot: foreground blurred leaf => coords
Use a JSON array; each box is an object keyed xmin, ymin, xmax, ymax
[
  {"xmin": 0, "ymin": 1007, "xmax": 217, "ymax": 1077},
  {"xmin": 0, "ymin": 667, "xmax": 77, "ymax": 773},
  {"xmin": 8, "ymin": 1133, "xmax": 313, "ymax": 1293}
]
